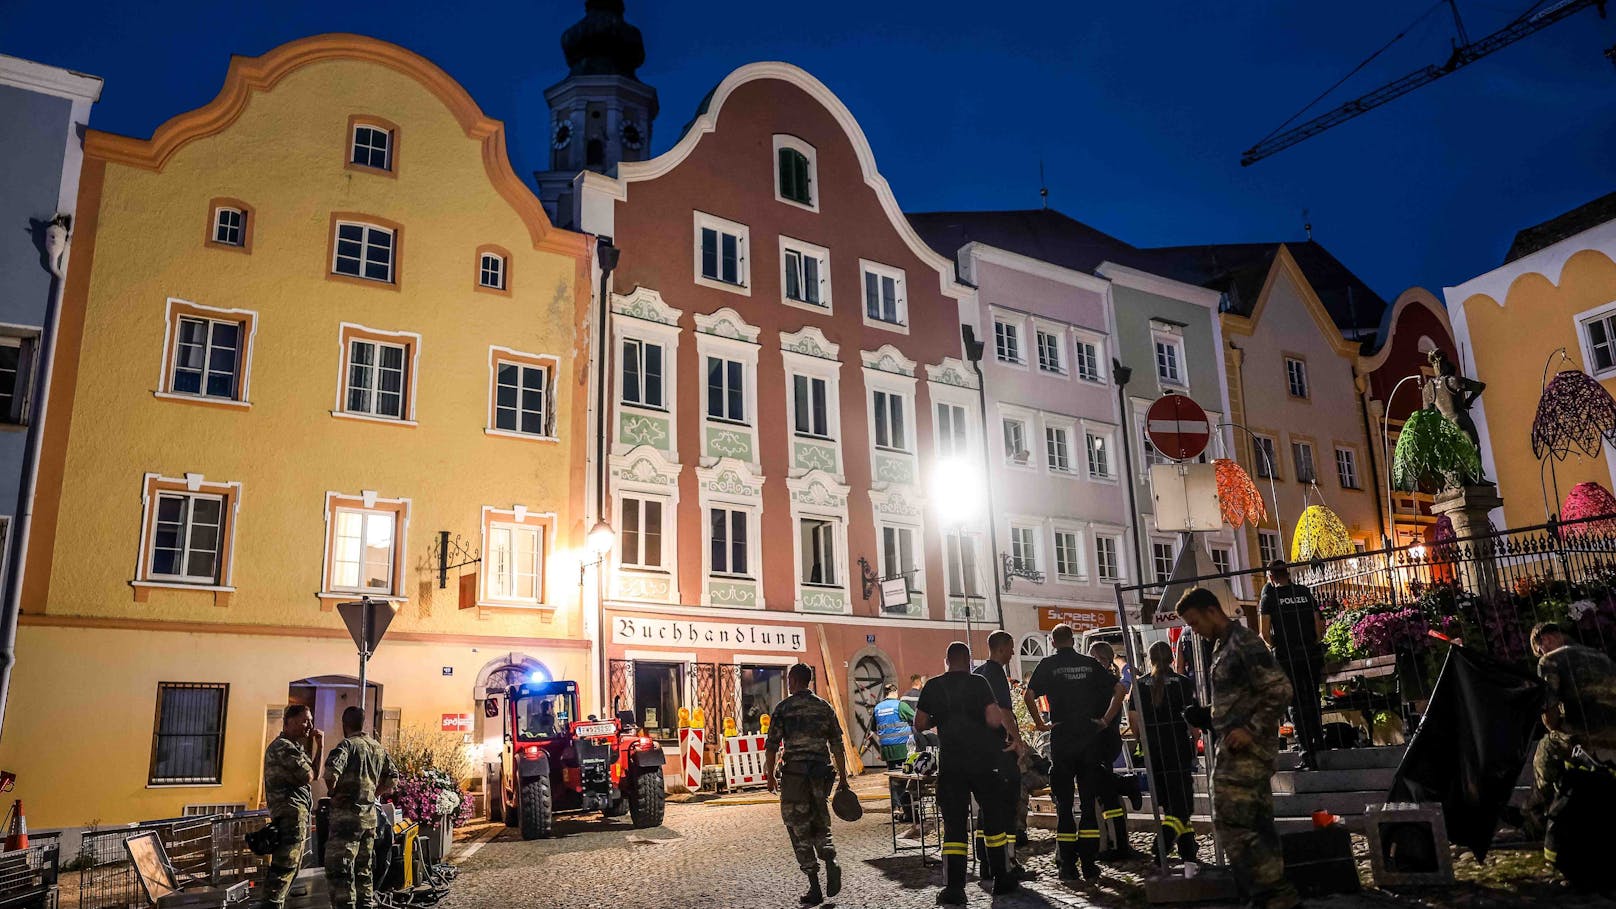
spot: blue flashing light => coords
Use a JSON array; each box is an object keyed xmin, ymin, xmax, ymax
[{"xmin": 528, "ymin": 668, "xmax": 548, "ymax": 684}]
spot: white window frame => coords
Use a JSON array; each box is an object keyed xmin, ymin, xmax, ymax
[
  {"xmin": 778, "ymin": 235, "xmax": 831, "ymax": 313},
  {"xmin": 704, "ymin": 353, "xmax": 749, "ymax": 425},
  {"xmin": 1084, "ymin": 425, "xmax": 1116, "ymax": 481},
  {"xmin": 1002, "ymin": 415, "xmax": 1033, "ymax": 468},
  {"xmin": 331, "ymin": 221, "xmax": 395, "ymax": 284},
  {"xmin": 693, "ymin": 211, "xmax": 751, "ymax": 295},
  {"xmin": 334, "ymin": 326, "xmax": 421, "ymax": 425},
  {"xmin": 1292, "ymin": 440, "xmax": 1317, "ymax": 485},
  {"xmin": 479, "ymin": 252, "xmax": 506, "ymax": 290},
  {"xmin": 994, "ymin": 317, "xmax": 1025, "ymax": 366},
  {"xmin": 620, "ymin": 336, "xmax": 668, "ymax": 412},
  {"xmin": 1151, "ymin": 538, "xmax": 1176, "ymax": 585},
  {"xmin": 169, "ymin": 315, "xmax": 244, "ymax": 402},
  {"xmin": 787, "ymin": 471, "xmax": 852, "ymax": 614},
  {"xmin": 618, "ymin": 495, "xmax": 668, "ymax": 572},
  {"xmin": 1053, "ymin": 526, "xmax": 1086, "ymax": 581},
  {"xmin": 1258, "ymin": 529, "xmax": 1281, "ymax": 566},
  {"xmin": 212, "ymin": 206, "xmax": 244, "ymax": 246},
  {"xmin": 487, "ymin": 349, "xmax": 556, "ymax": 440},
  {"xmin": 1284, "ymin": 356, "xmax": 1309, "ymax": 399},
  {"xmin": 772, "ymin": 134, "xmax": 819, "ymax": 213},
  {"xmin": 877, "ymin": 521, "xmax": 924, "ymax": 599},
  {"xmin": 1034, "ymin": 324, "xmax": 1066, "ymax": 376},
  {"xmin": 708, "ymin": 505, "xmax": 755, "ymax": 580},
  {"xmin": 859, "ymin": 259, "xmax": 908, "ymax": 333},
  {"xmin": 1253, "ymin": 434, "xmax": 1280, "ymax": 480},
  {"xmin": 935, "ymin": 400, "xmax": 970, "ymax": 460},
  {"xmin": 799, "ymin": 516, "xmax": 841, "ymax": 587},
  {"xmin": 1073, "ymin": 330, "xmax": 1106, "ymax": 384},
  {"xmin": 792, "ymin": 372, "xmax": 835, "ymax": 440},
  {"xmin": 147, "ymin": 491, "xmax": 227, "ymax": 585},
  {"xmin": 1210, "ymin": 545, "xmax": 1232, "ymax": 577},
  {"xmin": 944, "ymin": 528, "xmax": 986, "ymax": 600},
  {"xmin": 871, "ymin": 388, "xmax": 911, "ymax": 453},
  {"xmin": 1152, "ymin": 325, "xmax": 1187, "ymax": 389},
  {"xmin": 1575, "ymin": 301, "xmax": 1616, "ymax": 378},
  {"xmin": 612, "ymin": 294, "xmax": 684, "ymax": 463},
  {"xmin": 1335, "ymin": 446, "xmax": 1360, "ymax": 490},
  {"xmin": 1009, "ymin": 524, "xmax": 1041, "ymax": 576},
  {"xmin": 1095, "ymin": 533, "xmax": 1123, "ymax": 583},
  {"xmin": 483, "ymin": 518, "xmax": 547, "ymax": 605},
  {"xmin": 612, "ymin": 447, "xmax": 682, "ymax": 604},
  {"xmin": 350, "ymin": 122, "xmax": 393, "ymax": 171},
  {"xmin": 1044, "ymin": 420, "xmax": 1075, "ymax": 474},
  {"xmin": 329, "ymin": 505, "xmax": 400, "ymax": 595}
]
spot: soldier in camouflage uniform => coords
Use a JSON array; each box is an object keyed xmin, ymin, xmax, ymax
[
  {"xmin": 1177, "ymin": 587, "xmax": 1299, "ymax": 909},
  {"xmin": 323, "ymin": 706, "xmax": 397, "ymax": 909},
  {"xmin": 764, "ymin": 663, "xmax": 849, "ymax": 906},
  {"xmin": 260, "ymin": 705, "xmax": 322, "ymax": 908},
  {"xmin": 1527, "ymin": 623, "xmax": 1616, "ymax": 829}
]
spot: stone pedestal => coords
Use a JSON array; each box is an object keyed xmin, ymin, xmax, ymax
[{"xmin": 1430, "ymin": 482, "xmax": 1504, "ymax": 598}]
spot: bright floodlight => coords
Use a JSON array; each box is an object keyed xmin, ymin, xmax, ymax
[
  {"xmin": 528, "ymin": 668, "xmax": 548, "ymax": 684},
  {"xmin": 588, "ymin": 520, "xmax": 616, "ymax": 555},
  {"xmin": 933, "ymin": 457, "xmax": 984, "ymax": 526}
]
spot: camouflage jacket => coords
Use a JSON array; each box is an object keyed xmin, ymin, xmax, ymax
[
  {"xmin": 1210, "ymin": 621, "xmax": 1293, "ymax": 745},
  {"xmin": 1540, "ymin": 644, "xmax": 1616, "ymax": 738},
  {"xmin": 765, "ymin": 690, "xmax": 843, "ymax": 767},
  {"xmin": 263, "ymin": 735, "xmax": 314, "ymax": 814},
  {"xmin": 324, "ymin": 733, "xmax": 397, "ymax": 815}
]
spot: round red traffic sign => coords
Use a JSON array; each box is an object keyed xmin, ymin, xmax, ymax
[{"xmin": 1145, "ymin": 394, "xmax": 1211, "ymax": 461}]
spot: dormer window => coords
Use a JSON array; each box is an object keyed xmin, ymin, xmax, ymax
[
  {"xmin": 348, "ymin": 117, "xmax": 397, "ymax": 174},
  {"xmin": 773, "ymin": 135, "xmax": 818, "ymax": 211}
]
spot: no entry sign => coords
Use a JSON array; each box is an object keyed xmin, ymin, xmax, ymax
[{"xmin": 1146, "ymin": 394, "xmax": 1211, "ymax": 461}]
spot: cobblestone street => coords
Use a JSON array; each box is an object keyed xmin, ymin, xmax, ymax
[{"xmin": 438, "ymin": 782, "xmax": 1601, "ymax": 909}]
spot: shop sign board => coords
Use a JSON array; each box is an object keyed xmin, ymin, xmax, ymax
[
  {"xmin": 611, "ymin": 616, "xmax": 808, "ymax": 652},
  {"xmin": 1036, "ymin": 607, "xmax": 1115, "ymax": 633}
]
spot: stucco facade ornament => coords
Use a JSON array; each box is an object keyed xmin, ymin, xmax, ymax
[
  {"xmin": 926, "ymin": 357, "xmax": 978, "ymax": 389},
  {"xmin": 861, "ymin": 344, "xmax": 917, "ymax": 377},
  {"xmin": 697, "ymin": 458, "xmax": 764, "ymax": 500},
  {"xmin": 780, "ymin": 326, "xmax": 841, "ymax": 361},
  {"xmin": 612, "ymin": 286, "xmax": 683, "ymax": 325},
  {"xmin": 788, "ymin": 469, "xmax": 850, "ymax": 510},
  {"xmin": 694, "ymin": 307, "xmax": 761, "ymax": 344},
  {"xmin": 870, "ymin": 487, "xmax": 922, "ymax": 518}
]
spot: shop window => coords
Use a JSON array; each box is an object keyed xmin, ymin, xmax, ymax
[
  {"xmin": 739, "ymin": 665, "xmax": 786, "ymax": 734},
  {"xmin": 633, "ymin": 661, "xmax": 683, "ymax": 740}
]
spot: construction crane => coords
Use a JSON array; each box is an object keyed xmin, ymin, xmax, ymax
[{"xmin": 1241, "ymin": 0, "xmax": 1608, "ymax": 166}]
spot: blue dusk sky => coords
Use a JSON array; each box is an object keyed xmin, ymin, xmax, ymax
[{"xmin": 3, "ymin": 0, "xmax": 1611, "ymax": 300}]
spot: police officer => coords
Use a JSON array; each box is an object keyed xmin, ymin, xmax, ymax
[
  {"xmin": 862, "ymin": 684, "xmax": 915, "ymax": 821},
  {"xmin": 323, "ymin": 706, "xmax": 398, "ymax": 909},
  {"xmin": 260, "ymin": 705, "xmax": 322, "ymax": 909},
  {"xmin": 1258, "ymin": 560, "xmax": 1326, "ymax": 767},
  {"xmin": 1024, "ymin": 624, "xmax": 1126, "ymax": 882},
  {"xmin": 1527, "ymin": 622, "xmax": 1616, "ymax": 829},
  {"xmin": 764, "ymin": 663, "xmax": 849, "ymax": 906},
  {"xmin": 1177, "ymin": 587, "xmax": 1299, "ymax": 909},
  {"xmin": 917, "ymin": 641, "xmax": 1019, "ymax": 903},
  {"xmin": 973, "ymin": 630, "xmax": 1031, "ymax": 881}
]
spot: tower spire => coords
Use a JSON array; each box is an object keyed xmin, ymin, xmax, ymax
[{"xmin": 1039, "ymin": 160, "xmax": 1049, "ymax": 210}]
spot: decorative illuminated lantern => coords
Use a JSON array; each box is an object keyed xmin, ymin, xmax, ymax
[
  {"xmin": 1561, "ymin": 482, "xmax": 1616, "ymax": 537},
  {"xmin": 677, "ymin": 707, "xmax": 690, "ymax": 729},
  {"xmin": 1291, "ymin": 505, "xmax": 1354, "ymax": 562},
  {"xmin": 1214, "ymin": 458, "xmax": 1267, "ymax": 527},
  {"xmin": 1392, "ymin": 409, "xmax": 1482, "ymax": 491},
  {"xmin": 1533, "ymin": 369, "xmax": 1616, "ymax": 461}
]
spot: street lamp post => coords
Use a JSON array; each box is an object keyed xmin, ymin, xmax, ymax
[
  {"xmin": 961, "ymin": 324, "xmax": 1007, "ymax": 630},
  {"xmin": 1380, "ymin": 374, "xmax": 1424, "ymax": 548},
  {"xmin": 582, "ymin": 519, "xmax": 615, "ymax": 715}
]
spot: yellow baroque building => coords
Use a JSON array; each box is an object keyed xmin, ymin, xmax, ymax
[
  {"xmin": 0, "ymin": 35, "xmax": 594, "ymax": 827},
  {"xmin": 1447, "ymin": 199, "xmax": 1616, "ymax": 530}
]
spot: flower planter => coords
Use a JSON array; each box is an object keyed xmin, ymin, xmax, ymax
[{"xmin": 423, "ymin": 814, "xmax": 453, "ymax": 865}]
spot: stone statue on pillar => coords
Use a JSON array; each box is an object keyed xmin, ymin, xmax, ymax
[
  {"xmin": 1420, "ymin": 349, "xmax": 1503, "ymax": 595},
  {"xmin": 1422, "ymin": 349, "xmax": 1487, "ymax": 464}
]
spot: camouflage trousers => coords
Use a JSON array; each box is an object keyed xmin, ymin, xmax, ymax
[
  {"xmin": 323, "ymin": 809, "xmax": 376, "ymax": 909},
  {"xmin": 258, "ymin": 807, "xmax": 308, "ymax": 909},
  {"xmin": 779, "ymin": 770, "xmax": 835, "ymax": 875},
  {"xmin": 1212, "ymin": 743, "xmax": 1296, "ymax": 909}
]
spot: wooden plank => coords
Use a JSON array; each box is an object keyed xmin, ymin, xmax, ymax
[{"xmin": 816, "ymin": 625, "xmax": 865, "ymax": 775}]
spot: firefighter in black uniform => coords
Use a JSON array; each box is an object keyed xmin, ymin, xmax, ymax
[{"xmin": 1024, "ymin": 624, "xmax": 1127, "ymax": 881}]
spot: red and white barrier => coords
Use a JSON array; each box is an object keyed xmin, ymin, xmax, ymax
[
  {"xmin": 679, "ymin": 726, "xmax": 705, "ymax": 791},
  {"xmin": 722, "ymin": 734, "xmax": 769, "ymax": 790}
]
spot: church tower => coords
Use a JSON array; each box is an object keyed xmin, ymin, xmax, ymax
[{"xmin": 536, "ymin": 0, "xmax": 658, "ymax": 227}]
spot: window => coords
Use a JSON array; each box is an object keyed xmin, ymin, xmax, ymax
[
  {"xmin": 1086, "ymin": 431, "xmax": 1112, "ymax": 479},
  {"xmin": 1003, "ymin": 418, "xmax": 1030, "ymax": 464},
  {"xmin": 633, "ymin": 661, "xmax": 682, "ymax": 740},
  {"xmin": 149, "ymin": 493, "xmax": 224, "ymax": 583},
  {"xmin": 1258, "ymin": 530, "xmax": 1281, "ymax": 566},
  {"xmin": 706, "ymin": 356, "xmax": 746, "ymax": 424},
  {"xmin": 332, "ymin": 221, "xmax": 395, "ymax": 284},
  {"xmin": 994, "ymin": 320, "xmax": 1022, "ymax": 364},
  {"xmin": 345, "ymin": 338, "xmax": 408, "ymax": 419},
  {"xmin": 1336, "ymin": 447, "xmax": 1360, "ymax": 489},
  {"xmin": 487, "ymin": 522, "xmax": 545, "ymax": 602},
  {"xmin": 1046, "ymin": 425, "xmax": 1072, "ymax": 472},
  {"xmin": 1253, "ymin": 435, "xmax": 1279, "ymax": 479},
  {"xmin": 331, "ymin": 507, "xmax": 397, "ymax": 593},
  {"xmin": 1585, "ymin": 313, "xmax": 1616, "ymax": 373},
  {"xmin": 945, "ymin": 531, "xmax": 982, "ymax": 597},
  {"xmin": 792, "ymin": 374, "xmax": 830, "ymax": 438},
  {"xmin": 620, "ymin": 497, "xmax": 665, "ymax": 570},
  {"xmin": 1155, "ymin": 337, "xmax": 1184, "ymax": 386},
  {"xmin": 880, "ymin": 525, "xmax": 918, "ymax": 590},
  {"xmin": 350, "ymin": 121, "xmax": 393, "ymax": 171},
  {"xmin": 1096, "ymin": 535, "xmax": 1121, "ymax": 582},
  {"xmin": 1152, "ymin": 541, "xmax": 1176, "ymax": 584},
  {"xmin": 1010, "ymin": 526, "xmax": 1040, "ymax": 573},
  {"xmin": 739, "ymin": 666, "xmax": 785, "ymax": 734},
  {"xmin": 873, "ymin": 391, "xmax": 908, "ymax": 451},
  {"xmin": 149, "ymin": 682, "xmax": 228, "ymax": 785},
  {"xmin": 1285, "ymin": 357, "xmax": 1309, "ymax": 398},
  {"xmin": 1075, "ymin": 339, "xmax": 1102, "ymax": 383},
  {"xmin": 0, "ymin": 337, "xmax": 27, "ymax": 422},
  {"xmin": 781, "ymin": 239, "xmax": 828, "ymax": 309},
  {"xmin": 479, "ymin": 252, "xmax": 506, "ymax": 291},
  {"xmin": 801, "ymin": 518, "xmax": 838, "ymax": 586},
  {"xmin": 494, "ymin": 359, "xmax": 550, "ymax": 437},
  {"xmin": 776, "ymin": 142, "xmax": 814, "ymax": 207},
  {"xmin": 710, "ymin": 507, "xmax": 749, "ymax": 577},
  {"xmin": 1210, "ymin": 547, "xmax": 1231, "ymax": 576},
  {"xmin": 937, "ymin": 402, "xmax": 968, "ymax": 458},
  {"xmin": 1036, "ymin": 330, "xmax": 1064, "ymax": 374},
  {"xmin": 213, "ymin": 207, "xmax": 244, "ymax": 247},
  {"xmin": 1292, "ymin": 441, "xmax": 1317, "ymax": 484},
  {"xmin": 862, "ymin": 261, "xmax": 906, "ymax": 327},
  {"xmin": 1055, "ymin": 530, "xmax": 1083, "ymax": 579},
  {"xmin": 695, "ymin": 213, "xmax": 749, "ymax": 289},
  {"xmin": 168, "ymin": 317, "xmax": 241, "ymax": 401},
  {"xmin": 621, "ymin": 339, "xmax": 665, "ymax": 409}
]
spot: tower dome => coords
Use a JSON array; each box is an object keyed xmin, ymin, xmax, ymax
[{"xmin": 560, "ymin": 0, "xmax": 646, "ymax": 79}]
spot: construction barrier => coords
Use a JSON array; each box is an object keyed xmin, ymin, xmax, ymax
[
  {"xmin": 723, "ymin": 734, "xmax": 769, "ymax": 790},
  {"xmin": 679, "ymin": 726, "xmax": 705, "ymax": 792}
]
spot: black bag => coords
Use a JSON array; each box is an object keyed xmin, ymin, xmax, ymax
[{"xmin": 245, "ymin": 822, "xmax": 281, "ymax": 856}]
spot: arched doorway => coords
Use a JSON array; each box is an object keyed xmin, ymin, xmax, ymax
[
  {"xmin": 845, "ymin": 647, "xmax": 895, "ymax": 765},
  {"xmin": 287, "ymin": 675, "xmax": 384, "ymax": 801},
  {"xmin": 472, "ymin": 653, "xmax": 548, "ymax": 814},
  {"xmin": 1018, "ymin": 634, "xmax": 1049, "ymax": 679}
]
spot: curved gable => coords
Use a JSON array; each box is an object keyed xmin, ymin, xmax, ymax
[{"xmin": 83, "ymin": 33, "xmax": 584, "ymax": 258}]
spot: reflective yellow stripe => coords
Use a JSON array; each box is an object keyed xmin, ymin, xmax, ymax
[
  {"xmin": 942, "ymin": 841, "xmax": 970, "ymax": 856},
  {"xmin": 984, "ymin": 834, "xmax": 1010, "ymax": 847},
  {"xmin": 1161, "ymin": 817, "xmax": 1182, "ymax": 835},
  {"xmin": 1103, "ymin": 808, "xmax": 1125, "ymax": 819},
  {"xmin": 1079, "ymin": 830, "xmax": 1102, "ymax": 839},
  {"xmin": 1055, "ymin": 832, "xmax": 1079, "ymax": 842},
  {"xmin": 1545, "ymin": 848, "xmax": 1558, "ymax": 863}
]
